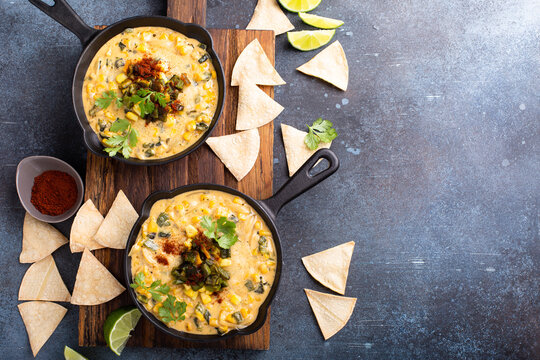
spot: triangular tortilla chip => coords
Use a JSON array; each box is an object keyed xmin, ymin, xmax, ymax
[
  {"xmin": 305, "ymin": 289, "xmax": 356, "ymax": 340},
  {"xmin": 18, "ymin": 301, "xmax": 67, "ymax": 357},
  {"xmin": 19, "ymin": 255, "xmax": 71, "ymax": 302},
  {"xmin": 94, "ymin": 190, "xmax": 138, "ymax": 249},
  {"xmin": 281, "ymin": 123, "xmax": 331, "ymax": 176},
  {"xmin": 236, "ymin": 79, "xmax": 284, "ymax": 130},
  {"xmin": 302, "ymin": 241, "xmax": 355, "ymax": 294},
  {"xmin": 297, "ymin": 41, "xmax": 348, "ymax": 91},
  {"xmin": 231, "ymin": 38, "xmax": 285, "ymax": 86},
  {"xmin": 20, "ymin": 213, "xmax": 68, "ymax": 263},
  {"xmin": 247, "ymin": 0, "xmax": 294, "ymax": 35},
  {"xmin": 71, "ymin": 248, "xmax": 125, "ymax": 305},
  {"xmin": 206, "ymin": 129, "xmax": 260, "ymax": 181},
  {"xmin": 70, "ymin": 199, "xmax": 105, "ymax": 253}
]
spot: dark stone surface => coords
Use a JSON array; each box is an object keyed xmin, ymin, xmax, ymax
[{"xmin": 1, "ymin": 0, "xmax": 538, "ymax": 359}]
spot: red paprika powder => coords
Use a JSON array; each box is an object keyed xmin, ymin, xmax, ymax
[{"xmin": 31, "ymin": 170, "xmax": 78, "ymax": 216}]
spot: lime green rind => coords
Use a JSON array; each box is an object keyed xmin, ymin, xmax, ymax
[
  {"xmin": 278, "ymin": 0, "xmax": 322, "ymax": 13},
  {"xmin": 287, "ymin": 30, "xmax": 336, "ymax": 51},
  {"xmin": 64, "ymin": 346, "xmax": 89, "ymax": 360},
  {"xmin": 103, "ymin": 307, "xmax": 142, "ymax": 356},
  {"xmin": 299, "ymin": 12, "xmax": 345, "ymax": 29}
]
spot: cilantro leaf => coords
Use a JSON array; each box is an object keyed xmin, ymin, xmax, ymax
[
  {"xmin": 158, "ymin": 295, "xmax": 187, "ymax": 323},
  {"xmin": 304, "ymin": 128, "xmax": 320, "ymax": 150},
  {"xmin": 126, "ymin": 89, "xmax": 167, "ymax": 118},
  {"xmin": 200, "ymin": 216, "xmax": 238, "ymax": 249},
  {"xmin": 304, "ymin": 118, "xmax": 338, "ymax": 150},
  {"xmin": 109, "ymin": 118, "xmax": 130, "ymax": 132},
  {"xmin": 95, "ymin": 90, "xmax": 122, "ymax": 109},
  {"xmin": 130, "ymin": 273, "xmax": 171, "ymax": 302},
  {"xmin": 103, "ymin": 118, "xmax": 138, "ymax": 159}
]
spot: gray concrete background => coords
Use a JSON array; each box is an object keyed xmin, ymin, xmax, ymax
[{"xmin": 1, "ymin": 0, "xmax": 539, "ymax": 358}]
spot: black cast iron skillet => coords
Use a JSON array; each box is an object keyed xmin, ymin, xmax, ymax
[
  {"xmin": 28, "ymin": 0, "xmax": 225, "ymax": 166},
  {"xmin": 124, "ymin": 149, "xmax": 339, "ymax": 341}
]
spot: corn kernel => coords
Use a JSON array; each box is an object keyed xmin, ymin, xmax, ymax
[
  {"xmin": 195, "ymin": 311, "xmax": 205, "ymax": 322},
  {"xmin": 116, "ymin": 73, "xmax": 128, "ymax": 83},
  {"xmin": 193, "ymin": 72, "xmax": 203, "ymax": 82},
  {"xmin": 159, "ymin": 33, "xmax": 168, "ymax": 40},
  {"xmin": 238, "ymin": 213, "xmax": 247, "ymax": 221},
  {"xmin": 95, "ymin": 84, "xmax": 106, "ymax": 93},
  {"xmin": 248, "ymin": 294, "xmax": 255, "ymax": 303},
  {"xmin": 168, "ymin": 34, "xmax": 177, "ymax": 42},
  {"xmin": 105, "ymin": 112, "xmax": 115, "ymax": 120},
  {"xmin": 191, "ymin": 216, "xmax": 201, "ymax": 224},
  {"xmin": 211, "ymin": 70, "xmax": 217, "ymax": 79},
  {"xmin": 98, "ymin": 74, "xmax": 105, "ymax": 82},
  {"xmin": 216, "ymin": 207, "xmax": 228, "ymax": 218},
  {"xmin": 164, "ymin": 115, "xmax": 175, "ymax": 128},
  {"xmin": 147, "ymin": 219, "xmax": 158, "ymax": 233},
  {"xmin": 254, "ymin": 221, "xmax": 262, "ymax": 230},
  {"xmin": 259, "ymin": 230, "xmax": 271, "ymax": 237},
  {"xmin": 109, "ymin": 82, "xmax": 118, "ymax": 90},
  {"xmin": 186, "ymin": 224, "xmax": 198, "ymax": 237},
  {"xmin": 220, "ymin": 259, "xmax": 232, "ymax": 267},
  {"xmin": 201, "ymin": 293, "xmax": 212, "ymax": 305},
  {"xmin": 219, "ymin": 325, "xmax": 228, "ymax": 333},
  {"xmin": 126, "ymin": 112, "xmax": 139, "ymax": 122},
  {"xmin": 184, "ymin": 238, "xmax": 192, "ymax": 249},
  {"xmin": 201, "ymin": 208, "xmax": 210, "ymax": 215},
  {"xmin": 184, "ymin": 287, "xmax": 197, "ymax": 300},
  {"xmin": 86, "ymin": 83, "xmax": 95, "ymax": 94},
  {"xmin": 153, "ymin": 303, "xmax": 162, "ymax": 312},
  {"xmin": 210, "ymin": 318, "xmax": 219, "ymax": 327},
  {"xmin": 174, "ymin": 204, "xmax": 183, "ymax": 212},
  {"xmin": 182, "ymin": 200, "xmax": 190, "ymax": 208},
  {"xmin": 209, "ymin": 200, "xmax": 216, "ymax": 208},
  {"xmin": 240, "ymin": 308, "xmax": 249, "ymax": 318},
  {"xmin": 171, "ymin": 128, "xmax": 177, "ymax": 135},
  {"xmin": 259, "ymin": 264, "xmax": 269, "ymax": 274},
  {"xmin": 137, "ymin": 43, "xmax": 147, "ymax": 52},
  {"xmin": 200, "ymin": 194, "xmax": 209, "ymax": 201},
  {"xmin": 251, "ymin": 274, "xmax": 259, "ymax": 282},
  {"xmin": 225, "ymin": 314, "xmax": 235, "ymax": 323},
  {"xmin": 185, "ymin": 322, "xmax": 192, "ymax": 331},
  {"xmin": 178, "ymin": 45, "xmax": 191, "ymax": 55},
  {"xmin": 197, "ymin": 114, "xmax": 211, "ymax": 124},
  {"xmin": 153, "ymin": 128, "xmax": 159, "ymax": 137},
  {"xmin": 233, "ymin": 197, "xmax": 242, "ymax": 204},
  {"xmin": 183, "ymin": 131, "xmax": 192, "ymax": 141},
  {"xmin": 229, "ymin": 294, "xmax": 241, "ymax": 305},
  {"xmin": 186, "ymin": 120, "xmax": 197, "ymax": 132},
  {"xmin": 195, "ymin": 103, "xmax": 204, "ymax": 111}
]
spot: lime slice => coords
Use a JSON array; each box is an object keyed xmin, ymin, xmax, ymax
[
  {"xmin": 103, "ymin": 306, "xmax": 142, "ymax": 356},
  {"xmin": 287, "ymin": 30, "xmax": 336, "ymax": 51},
  {"xmin": 299, "ymin": 12, "xmax": 344, "ymax": 29},
  {"xmin": 278, "ymin": 0, "xmax": 322, "ymax": 13},
  {"xmin": 64, "ymin": 346, "xmax": 88, "ymax": 360}
]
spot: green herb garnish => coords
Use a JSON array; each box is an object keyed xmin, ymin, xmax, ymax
[
  {"xmin": 200, "ymin": 216, "xmax": 239, "ymax": 249},
  {"xmin": 95, "ymin": 90, "xmax": 123, "ymax": 109},
  {"xmin": 128, "ymin": 89, "xmax": 167, "ymax": 118},
  {"xmin": 304, "ymin": 118, "xmax": 338, "ymax": 150},
  {"xmin": 130, "ymin": 272, "xmax": 170, "ymax": 302},
  {"xmin": 158, "ymin": 294, "xmax": 187, "ymax": 323},
  {"xmin": 103, "ymin": 118, "xmax": 139, "ymax": 158}
]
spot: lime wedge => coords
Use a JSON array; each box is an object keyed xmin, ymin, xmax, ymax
[
  {"xmin": 64, "ymin": 346, "xmax": 88, "ymax": 360},
  {"xmin": 278, "ymin": 0, "xmax": 322, "ymax": 13},
  {"xmin": 299, "ymin": 12, "xmax": 344, "ymax": 29},
  {"xmin": 103, "ymin": 307, "xmax": 142, "ymax": 356},
  {"xmin": 287, "ymin": 30, "xmax": 336, "ymax": 51}
]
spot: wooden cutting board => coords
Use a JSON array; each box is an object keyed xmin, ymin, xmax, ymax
[{"xmin": 79, "ymin": 0, "xmax": 274, "ymax": 350}]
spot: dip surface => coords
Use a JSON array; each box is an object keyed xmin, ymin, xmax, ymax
[
  {"xmin": 129, "ymin": 190, "xmax": 277, "ymax": 335},
  {"xmin": 82, "ymin": 26, "xmax": 218, "ymax": 160}
]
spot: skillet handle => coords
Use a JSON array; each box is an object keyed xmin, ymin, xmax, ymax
[
  {"xmin": 261, "ymin": 149, "xmax": 339, "ymax": 219},
  {"xmin": 28, "ymin": 0, "xmax": 98, "ymax": 46}
]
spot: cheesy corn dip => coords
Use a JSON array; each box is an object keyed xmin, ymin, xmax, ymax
[
  {"xmin": 82, "ymin": 27, "xmax": 218, "ymax": 160},
  {"xmin": 129, "ymin": 190, "xmax": 277, "ymax": 335}
]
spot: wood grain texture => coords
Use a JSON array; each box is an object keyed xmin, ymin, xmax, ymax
[{"xmin": 79, "ymin": 1, "xmax": 275, "ymax": 350}]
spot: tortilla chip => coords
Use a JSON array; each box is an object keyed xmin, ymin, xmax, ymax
[
  {"xmin": 20, "ymin": 213, "xmax": 68, "ymax": 263},
  {"xmin": 231, "ymin": 38, "xmax": 285, "ymax": 86},
  {"xmin": 19, "ymin": 255, "xmax": 71, "ymax": 302},
  {"xmin": 70, "ymin": 199, "xmax": 105, "ymax": 253},
  {"xmin": 302, "ymin": 241, "xmax": 355, "ymax": 294},
  {"xmin": 93, "ymin": 190, "xmax": 138, "ymax": 249},
  {"xmin": 206, "ymin": 129, "xmax": 260, "ymax": 181},
  {"xmin": 236, "ymin": 79, "xmax": 284, "ymax": 130},
  {"xmin": 18, "ymin": 301, "xmax": 67, "ymax": 357},
  {"xmin": 296, "ymin": 41, "xmax": 348, "ymax": 91},
  {"xmin": 247, "ymin": 0, "xmax": 294, "ymax": 35},
  {"xmin": 71, "ymin": 248, "xmax": 125, "ymax": 305},
  {"xmin": 304, "ymin": 289, "xmax": 356, "ymax": 340},
  {"xmin": 281, "ymin": 123, "xmax": 331, "ymax": 176}
]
